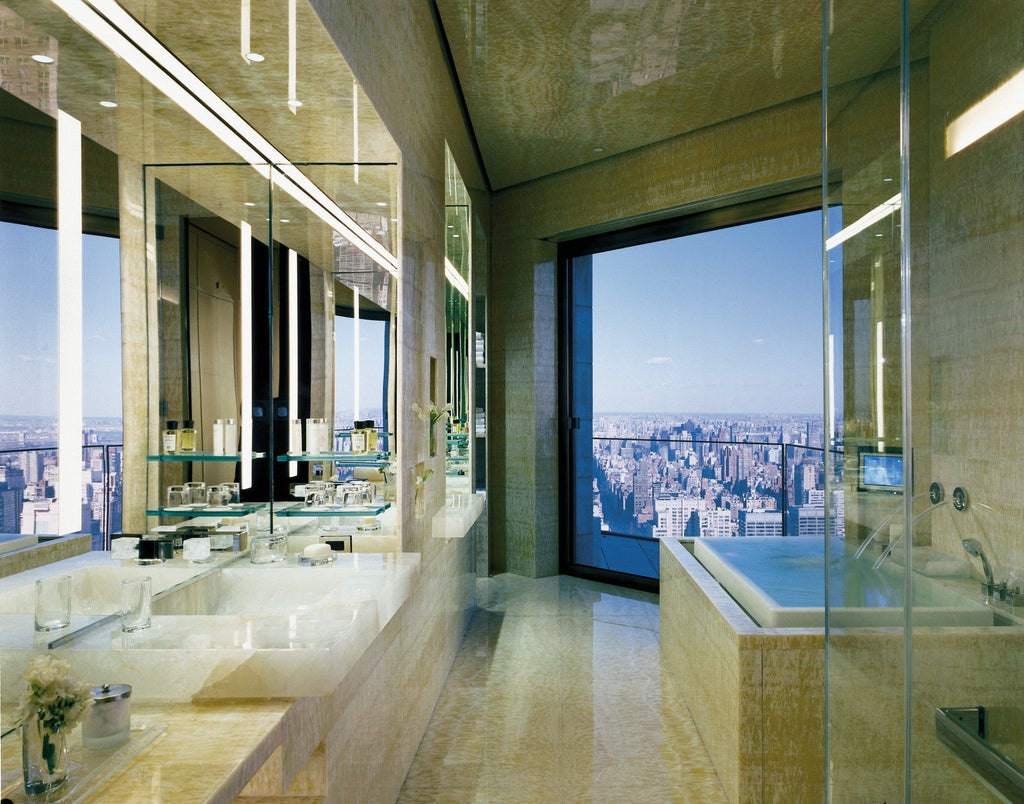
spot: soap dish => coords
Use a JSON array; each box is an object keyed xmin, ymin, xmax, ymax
[{"xmin": 298, "ymin": 553, "xmax": 335, "ymax": 567}]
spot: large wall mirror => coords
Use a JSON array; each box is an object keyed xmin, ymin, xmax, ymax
[
  {"xmin": 144, "ymin": 162, "xmax": 398, "ymax": 517},
  {"xmin": 444, "ymin": 147, "xmax": 473, "ymax": 495},
  {"xmin": 0, "ymin": 0, "xmax": 400, "ymax": 568}
]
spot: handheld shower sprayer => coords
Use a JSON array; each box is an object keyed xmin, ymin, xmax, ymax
[{"xmin": 962, "ymin": 538, "xmax": 994, "ymax": 588}]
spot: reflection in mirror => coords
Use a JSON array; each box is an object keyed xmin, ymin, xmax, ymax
[
  {"xmin": 145, "ymin": 162, "xmax": 397, "ymax": 510},
  {"xmin": 444, "ymin": 147, "xmax": 472, "ymax": 493}
]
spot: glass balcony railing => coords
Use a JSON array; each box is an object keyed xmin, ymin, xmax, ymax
[
  {"xmin": 0, "ymin": 442, "xmax": 123, "ymax": 550},
  {"xmin": 584, "ymin": 436, "xmax": 844, "ymax": 542}
]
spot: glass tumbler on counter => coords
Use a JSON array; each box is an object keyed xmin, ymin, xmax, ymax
[
  {"xmin": 120, "ymin": 576, "xmax": 152, "ymax": 632},
  {"xmin": 250, "ymin": 531, "xmax": 287, "ymax": 564},
  {"xmin": 34, "ymin": 575, "xmax": 72, "ymax": 632}
]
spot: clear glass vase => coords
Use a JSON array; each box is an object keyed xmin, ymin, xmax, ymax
[{"xmin": 22, "ymin": 718, "xmax": 69, "ymax": 796}]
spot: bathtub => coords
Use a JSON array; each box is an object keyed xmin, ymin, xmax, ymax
[
  {"xmin": 692, "ymin": 536, "xmax": 997, "ymax": 628},
  {"xmin": 661, "ymin": 537, "xmax": 1024, "ymax": 802}
]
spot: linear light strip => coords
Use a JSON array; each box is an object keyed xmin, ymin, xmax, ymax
[
  {"xmin": 352, "ymin": 81, "xmax": 359, "ymax": 185},
  {"xmin": 875, "ymin": 320, "xmax": 885, "ymax": 450},
  {"xmin": 240, "ymin": 221, "xmax": 253, "ymax": 489},
  {"xmin": 947, "ymin": 68, "xmax": 1024, "ymax": 157},
  {"xmin": 825, "ymin": 193, "xmax": 901, "ymax": 251},
  {"xmin": 353, "ymin": 291, "xmax": 361, "ymax": 421},
  {"xmin": 57, "ymin": 110, "xmax": 83, "ymax": 535},
  {"xmin": 240, "ymin": 0, "xmax": 250, "ymax": 61},
  {"xmin": 288, "ymin": 248, "xmax": 298, "ymax": 477},
  {"xmin": 287, "ymin": 0, "xmax": 297, "ymax": 112},
  {"xmin": 444, "ymin": 257, "xmax": 470, "ymax": 300},
  {"xmin": 58, "ymin": 0, "xmax": 398, "ymax": 276}
]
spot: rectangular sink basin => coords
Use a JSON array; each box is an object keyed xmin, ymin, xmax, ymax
[{"xmin": 0, "ymin": 553, "xmax": 420, "ymax": 702}]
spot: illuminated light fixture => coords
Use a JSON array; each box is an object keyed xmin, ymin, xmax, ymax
[
  {"xmin": 287, "ymin": 0, "xmax": 299, "ymax": 113},
  {"xmin": 243, "ymin": 201, "xmax": 256, "ymax": 207},
  {"xmin": 99, "ymin": 100, "xmax": 118, "ymax": 108},
  {"xmin": 31, "ymin": 53, "xmax": 55, "ymax": 63},
  {"xmin": 57, "ymin": 110, "xmax": 83, "ymax": 535},
  {"xmin": 288, "ymin": 249, "xmax": 298, "ymax": 477},
  {"xmin": 240, "ymin": 221, "xmax": 253, "ymax": 489},
  {"xmin": 245, "ymin": 52, "xmax": 265, "ymax": 63},
  {"xmin": 947, "ymin": 67, "xmax": 1024, "ymax": 157},
  {"xmin": 353, "ymin": 291, "xmax": 361, "ymax": 421},
  {"xmin": 56, "ymin": 0, "xmax": 399, "ymax": 277},
  {"xmin": 352, "ymin": 81, "xmax": 359, "ymax": 184},
  {"xmin": 592, "ymin": 146, "xmax": 605, "ymax": 153},
  {"xmin": 875, "ymin": 320, "xmax": 885, "ymax": 452},
  {"xmin": 279, "ymin": 218, "xmax": 290, "ymax": 223},
  {"xmin": 825, "ymin": 193, "xmax": 901, "ymax": 251},
  {"xmin": 445, "ymin": 257, "xmax": 470, "ymax": 301}
]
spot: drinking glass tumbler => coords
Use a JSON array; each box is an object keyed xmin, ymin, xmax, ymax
[
  {"xmin": 35, "ymin": 575, "xmax": 72, "ymax": 632},
  {"xmin": 121, "ymin": 576, "xmax": 152, "ymax": 632}
]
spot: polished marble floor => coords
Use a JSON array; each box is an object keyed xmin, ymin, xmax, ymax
[{"xmin": 398, "ymin": 574, "xmax": 728, "ymax": 803}]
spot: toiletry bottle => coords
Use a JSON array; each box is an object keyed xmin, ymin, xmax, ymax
[
  {"xmin": 365, "ymin": 420, "xmax": 378, "ymax": 452},
  {"xmin": 212, "ymin": 418, "xmax": 225, "ymax": 455},
  {"xmin": 224, "ymin": 418, "xmax": 238, "ymax": 455},
  {"xmin": 351, "ymin": 420, "xmax": 366, "ymax": 454},
  {"xmin": 162, "ymin": 420, "xmax": 179, "ymax": 454},
  {"xmin": 180, "ymin": 419, "xmax": 197, "ymax": 452}
]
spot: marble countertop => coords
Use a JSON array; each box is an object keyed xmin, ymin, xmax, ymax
[{"xmin": 1, "ymin": 699, "xmax": 295, "ymax": 802}]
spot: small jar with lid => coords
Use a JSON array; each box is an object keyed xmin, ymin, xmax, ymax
[{"xmin": 82, "ymin": 683, "xmax": 132, "ymax": 750}]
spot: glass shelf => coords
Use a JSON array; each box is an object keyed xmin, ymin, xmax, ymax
[
  {"xmin": 276, "ymin": 451, "xmax": 391, "ymax": 466},
  {"xmin": 147, "ymin": 451, "xmax": 266, "ymax": 462},
  {"xmin": 145, "ymin": 502, "xmax": 266, "ymax": 517},
  {"xmin": 276, "ymin": 501, "xmax": 391, "ymax": 518}
]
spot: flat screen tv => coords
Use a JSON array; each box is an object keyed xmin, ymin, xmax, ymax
[{"xmin": 859, "ymin": 451, "xmax": 903, "ymax": 493}]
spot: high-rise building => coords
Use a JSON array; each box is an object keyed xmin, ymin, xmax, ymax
[{"xmin": 738, "ymin": 509, "xmax": 783, "ymax": 537}]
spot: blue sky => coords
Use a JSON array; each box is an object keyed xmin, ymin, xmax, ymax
[
  {"xmin": 0, "ymin": 222, "xmax": 122, "ymax": 418},
  {"xmin": 592, "ymin": 210, "xmax": 823, "ymax": 415}
]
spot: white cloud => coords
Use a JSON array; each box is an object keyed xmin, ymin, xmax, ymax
[
  {"xmin": 752, "ymin": 338, "xmax": 766, "ymax": 345},
  {"xmin": 646, "ymin": 356, "xmax": 672, "ymax": 365}
]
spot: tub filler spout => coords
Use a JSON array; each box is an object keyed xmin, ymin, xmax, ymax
[{"xmin": 872, "ymin": 499, "xmax": 950, "ymax": 571}]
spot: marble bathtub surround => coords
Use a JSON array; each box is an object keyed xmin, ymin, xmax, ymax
[{"xmin": 663, "ymin": 538, "xmax": 1024, "ymax": 802}]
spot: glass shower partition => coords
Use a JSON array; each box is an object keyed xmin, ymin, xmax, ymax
[{"xmin": 824, "ymin": 1, "xmax": 1024, "ymax": 800}]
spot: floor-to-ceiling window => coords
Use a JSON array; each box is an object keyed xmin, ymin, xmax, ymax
[{"xmin": 561, "ymin": 194, "xmax": 824, "ymax": 588}]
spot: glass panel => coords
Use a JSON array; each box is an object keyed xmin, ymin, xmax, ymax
[
  {"xmin": 825, "ymin": 1, "xmax": 1024, "ymax": 800},
  {"xmin": 824, "ymin": 0, "xmax": 907, "ymax": 795}
]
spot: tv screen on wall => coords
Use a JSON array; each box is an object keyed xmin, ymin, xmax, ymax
[{"xmin": 859, "ymin": 451, "xmax": 903, "ymax": 493}]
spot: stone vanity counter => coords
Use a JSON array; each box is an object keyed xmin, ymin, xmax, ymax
[{"xmin": 0, "ymin": 535, "xmax": 462, "ymax": 802}]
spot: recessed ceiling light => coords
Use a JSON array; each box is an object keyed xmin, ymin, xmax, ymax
[
  {"xmin": 31, "ymin": 54, "xmax": 54, "ymax": 64},
  {"xmin": 99, "ymin": 100, "xmax": 118, "ymax": 108},
  {"xmin": 286, "ymin": 99, "xmax": 302, "ymax": 109},
  {"xmin": 244, "ymin": 201, "xmax": 256, "ymax": 207},
  {"xmin": 280, "ymin": 219, "xmax": 290, "ymax": 223},
  {"xmin": 452, "ymin": 234, "xmax": 460, "ymax": 238},
  {"xmin": 883, "ymin": 177, "xmax": 894, "ymax": 182},
  {"xmin": 592, "ymin": 146, "xmax": 605, "ymax": 153},
  {"xmin": 245, "ymin": 52, "xmax": 265, "ymax": 63},
  {"xmin": 376, "ymin": 202, "xmax": 387, "ymax": 207}
]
